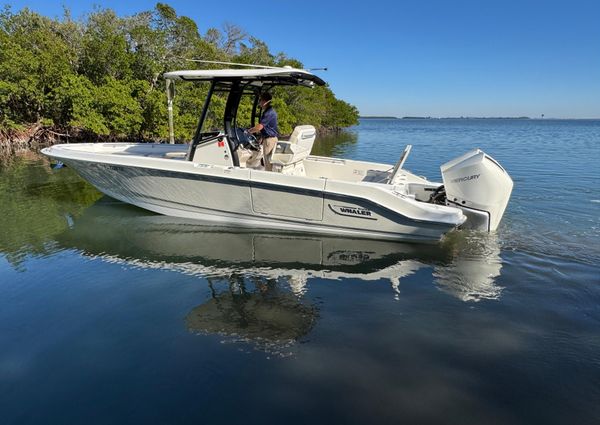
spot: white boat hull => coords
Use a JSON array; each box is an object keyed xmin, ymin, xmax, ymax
[
  {"xmin": 42, "ymin": 142, "xmax": 469, "ymax": 242},
  {"xmin": 62, "ymin": 158, "xmax": 457, "ymax": 242}
]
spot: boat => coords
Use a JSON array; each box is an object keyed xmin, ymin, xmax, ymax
[{"xmin": 42, "ymin": 64, "xmax": 513, "ymax": 242}]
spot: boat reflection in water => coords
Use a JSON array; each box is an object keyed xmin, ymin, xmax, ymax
[
  {"xmin": 57, "ymin": 198, "xmax": 504, "ymax": 352},
  {"xmin": 434, "ymin": 232, "xmax": 503, "ymax": 302}
]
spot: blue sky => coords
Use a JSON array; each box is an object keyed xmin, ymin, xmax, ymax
[{"xmin": 6, "ymin": 0, "xmax": 600, "ymax": 118}]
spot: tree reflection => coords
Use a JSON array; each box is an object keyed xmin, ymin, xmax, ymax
[
  {"xmin": 0, "ymin": 153, "xmax": 101, "ymax": 268},
  {"xmin": 311, "ymin": 130, "xmax": 359, "ymax": 157},
  {"xmin": 186, "ymin": 276, "xmax": 318, "ymax": 355}
]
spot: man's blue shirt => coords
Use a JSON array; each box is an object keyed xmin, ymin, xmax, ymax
[{"xmin": 260, "ymin": 107, "xmax": 279, "ymax": 138}]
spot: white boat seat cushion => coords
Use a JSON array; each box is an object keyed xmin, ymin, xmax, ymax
[
  {"xmin": 270, "ymin": 125, "xmax": 316, "ymax": 168},
  {"xmin": 270, "ymin": 141, "xmax": 310, "ymax": 166},
  {"xmin": 286, "ymin": 125, "xmax": 316, "ymax": 153}
]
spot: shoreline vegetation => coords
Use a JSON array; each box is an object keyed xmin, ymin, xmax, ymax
[{"xmin": 0, "ymin": 3, "xmax": 359, "ymax": 154}]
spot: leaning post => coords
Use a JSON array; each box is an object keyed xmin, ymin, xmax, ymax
[{"xmin": 166, "ymin": 79, "xmax": 175, "ymax": 144}]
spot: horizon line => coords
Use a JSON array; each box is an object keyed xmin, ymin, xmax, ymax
[{"xmin": 359, "ymin": 116, "xmax": 600, "ymax": 120}]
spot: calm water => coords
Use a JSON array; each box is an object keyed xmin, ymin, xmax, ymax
[{"xmin": 1, "ymin": 119, "xmax": 599, "ymax": 425}]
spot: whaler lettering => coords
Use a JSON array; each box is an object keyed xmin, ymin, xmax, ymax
[
  {"xmin": 339, "ymin": 207, "xmax": 372, "ymax": 216},
  {"xmin": 330, "ymin": 204, "xmax": 376, "ymax": 219},
  {"xmin": 452, "ymin": 174, "xmax": 480, "ymax": 183}
]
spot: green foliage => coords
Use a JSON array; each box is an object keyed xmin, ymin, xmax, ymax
[
  {"xmin": 79, "ymin": 9, "xmax": 132, "ymax": 84},
  {"xmin": 0, "ymin": 3, "xmax": 358, "ymax": 140},
  {"xmin": 50, "ymin": 74, "xmax": 108, "ymax": 134},
  {"xmin": 0, "ymin": 7, "xmax": 75, "ymax": 126}
]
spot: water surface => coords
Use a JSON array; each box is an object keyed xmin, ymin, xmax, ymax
[{"xmin": 1, "ymin": 119, "xmax": 599, "ymax": 425}]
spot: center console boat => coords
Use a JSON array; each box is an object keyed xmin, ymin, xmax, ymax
[{"xmin": 42, "ymin": 65, "xmax": 513, "ymax": 242}]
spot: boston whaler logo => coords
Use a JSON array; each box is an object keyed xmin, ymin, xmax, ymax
[
  {"xmin": 329, "ymin": 204, "xmax": 376, "ymax": 220},
  {"xmin": 451, "ymin": 173, "xmax": 480, "ymax": 184}
]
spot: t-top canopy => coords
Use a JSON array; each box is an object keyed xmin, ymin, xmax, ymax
[{"xmin": 163, "ymin": 67, "xmax": 326, "ymax": 87}]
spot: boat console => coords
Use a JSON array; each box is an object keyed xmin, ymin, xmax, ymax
[{"xmin": 191, "ymin": 133, "xmax": 233, "ymax": 167}]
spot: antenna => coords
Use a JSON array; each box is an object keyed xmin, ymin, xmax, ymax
[
  {"xmin": 180, "ymin": 59, "xmax": 282, "ymax": 69},
  {"xmin": 179, "ymin": 58, "xmax": 327, "ymax": 73}
]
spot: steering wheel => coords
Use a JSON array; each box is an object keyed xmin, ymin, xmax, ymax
[{"xmin": 245, "ymin": 130, "xmax": 261, "ymax": 151}]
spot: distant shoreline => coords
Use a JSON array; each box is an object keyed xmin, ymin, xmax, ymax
[
  {"xmin": 360, "ymin": 116, "xmax": 532, "ymax": 120},
  {"xmin": 359, "ymin": 116, "xmax": 600, "ymax": 120},
  {"xmin": 358, "ymin": 116, "xmax": 399, "ymax": 120}
]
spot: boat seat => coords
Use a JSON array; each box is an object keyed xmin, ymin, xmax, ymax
[
  {"xmin": 271, "ymin": 125, "xmax": 316, "ymax": 166},
  {"xmin": 286, "ymin": 125, "xmax": 317, "ymax": 153},
  {"xmin": 270, "ymin": 141, "xmax": 311, "ymax": 167}
]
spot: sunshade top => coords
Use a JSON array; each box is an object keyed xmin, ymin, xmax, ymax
[{"xmin": 163, "ymin": 67, "xmax": 326, "ymax": 87}]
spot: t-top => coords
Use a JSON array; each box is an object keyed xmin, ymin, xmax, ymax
[{"xmin": 260, "ymin": 107, "xmax": 279, "ymax": 138}]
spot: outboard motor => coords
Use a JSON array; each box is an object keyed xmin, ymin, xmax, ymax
[{"xmin": 441, "ymin": 149, "xmax": 513, "ymax": 231}]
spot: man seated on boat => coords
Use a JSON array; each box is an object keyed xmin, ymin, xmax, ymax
[{"xmin": 248, "ymin": 92, "xmax": 279, "ymax": 171}]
